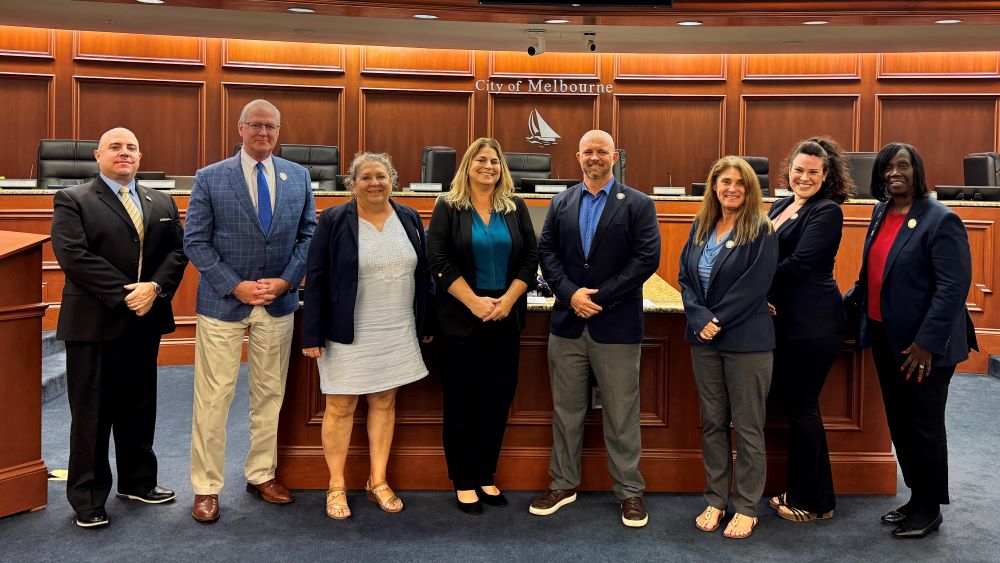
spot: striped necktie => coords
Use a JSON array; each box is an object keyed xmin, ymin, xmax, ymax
[
  {"xmin": 256, "ymin": 162, "xmax": 272, "ymax": 235},
  {"xmin": 118, "ymin": 185, "xmax": 144, "ymax": 280}
]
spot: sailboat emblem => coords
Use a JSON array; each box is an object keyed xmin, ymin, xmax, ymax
[{"xmin": 525, "ymin": 108, "xmax": 561, "ymax": 147}]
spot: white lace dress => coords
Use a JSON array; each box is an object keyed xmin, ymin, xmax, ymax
[{"xmin": 316, "ymin": 211, "xmax": 428, "ymax": 395}]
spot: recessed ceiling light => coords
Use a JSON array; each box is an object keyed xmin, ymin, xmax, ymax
[
  {"xmin": 677, "ymin": 21, "xmax": 703, "ymax": 26},
  {"xmin": 802, "ymin": 20, "xmax": 829, "ymax": 25},
  {"xmin": 136, "ymin": 0, "xmax": 164, "ymax": 4},
  {"xmin": 413, "ymin": 14, "xmax": 438, "ymax": 19},
  {"xmin": 545, "ymin": 19, "xmax": 570, "ymax": 24},
  {"xmin": 287, "ymin": 7, "xmax": 315, "ymax": 13},
  {"xmin": 935, "ymin": 19, "xmax": 962, "ymax": 24}
]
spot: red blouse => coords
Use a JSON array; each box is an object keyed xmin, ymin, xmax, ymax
[{"xmin": 866, "ymin": 211, "xmax": 907, "ymax": 321}]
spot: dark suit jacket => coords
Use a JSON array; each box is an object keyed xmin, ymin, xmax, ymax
[
  {"xmin": 678, "ymin": 220, "xmax": 778, "ymax": 352},
  {"xmin": 767, "ymin": 196, "xmax": 846, "ymax": 340},
  {"xmin": 51, "ymin": 177, "xmax": 188, "ymax": 342},
  {"xmin": 538, "ymin": 181, "xmax": 660, "ymax": 344},
  {"xmin": 846, "ymin": 197, "xmax": 977, "ymax": 366},
  {"xmin": 426, "ymin": 195, "xmax": 539, "ymax": 337},
  {"xmin": 302, "ymin": 199, "xmax": 430, "ymax": 348}
]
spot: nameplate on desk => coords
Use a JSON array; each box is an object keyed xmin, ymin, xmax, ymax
[
  {"xmin": 527, "ymin": 295, "xmax": 549, "ymax": 305},
  {"xmin": 773, "ymin": 189, "xmax": 792, "ymax": 197},
  {"xmin": 0, "ymin": 179, "xmax": 37, "ymax": 188},
  {"xmin": 652, "ymin": 186, "xmax": 685, "ymax": 196},
  {"xmin": 408, "ymin": 183, "xmax": 443, "ymax": 192},
  {"xmin": 534, "ymin": 184, "xmax": 568, "ymax": 194},
  {"xmin": 138, "ymin": 180, "xmax": 175, "ymax": 190}
]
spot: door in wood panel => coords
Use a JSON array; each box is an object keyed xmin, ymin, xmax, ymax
[
  {"xmin": 224, "ymin": 85, "xmax": 342, "ymax": 163},
  {"xmin": 0, "ymin": 75, "xmax": 51, "ymax": 179}
]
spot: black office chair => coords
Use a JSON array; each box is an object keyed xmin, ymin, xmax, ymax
[
  {"xmin": 504, "ymin": 152, "xmax": 551, "ymax": 190},
  {"xmin": 845, "ymin": 152, "xmax": 877, "ymax": 199},
  {"xmin": 278, "ymin": 144, "xmax": 340, "ymax": 190},
  {"xmin": 420, "ymin": 146, "xmax": 457, "ymax": 187},
  {"xmin": 36, "ymin": 139, "xmax": 100, "ymax": 189},
  {"xmin": 963, "ymin": 152, "xmax": 1000, "ymax": 186},
  {"xmin": 613, "ymin": 148, "xmax": 627, "ymax": 184},
  {"xmin": 741, "ymin": 156, "xmax": 769, "ymax": 196}
]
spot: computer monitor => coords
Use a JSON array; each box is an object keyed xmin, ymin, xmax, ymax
[{"xmin": 934, "ymin": 185, "xmax": 1000, "ymax": 202}]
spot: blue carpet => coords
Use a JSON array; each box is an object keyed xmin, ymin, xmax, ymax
[{"xmin": 1, "ymin": 367, "xmax": 996, "ymax": 562}]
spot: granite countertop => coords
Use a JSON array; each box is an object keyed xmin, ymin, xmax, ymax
[{"xmin": 526, "ymin": 274, "xmax": 684, "ymax": 314}]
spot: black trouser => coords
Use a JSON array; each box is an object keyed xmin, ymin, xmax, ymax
[
  {"xmin": 869, "ymin": 320, "xmax": 953, "ymax": 518},
  {"xmin": 772, "ymin": 335, "xmax": 841, "ymax": 514},
  {"xmin": 440, "ymin": 307, "xmax": 520, "ymax": 491},
  {"xmin": 65, "ymin": 329, "xmax": 161, "ymax": 517}
]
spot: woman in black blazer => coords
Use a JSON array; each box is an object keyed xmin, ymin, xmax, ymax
[
  {"xmin": 766, "ymin": 137, "xmax": 854, "ymax": 522},
  {"xmin": 846, "ymin": 142, "xmax": 976, "ymax": 538},
  {"xmin": 426, "ymin": 138, "xmax": 538, "ymax": 515},
  {"xmin": 678, "ymin": 156, "xmax": 777, "ymax": 539}
]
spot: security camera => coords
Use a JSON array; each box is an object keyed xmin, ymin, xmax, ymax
[
  {"xmin": 584, "ymin": 32, "xmax": 597, "ymax": 53},
  {"xmin": 527, "ymin": 29, "xmax": 546, "ymax": 56}
]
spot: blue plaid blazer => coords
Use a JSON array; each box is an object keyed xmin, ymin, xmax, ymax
[{"xmin": 184, "ymin": 154, "xmax": 316, "ymax": 321}]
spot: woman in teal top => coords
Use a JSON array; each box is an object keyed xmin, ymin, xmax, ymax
[{"xmin": 427, "ymin": 138, "xmax": 539, "ymax": 515}]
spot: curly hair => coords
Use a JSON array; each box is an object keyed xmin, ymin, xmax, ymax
[
  {"xmin": 343, "ymin": 151, "xmax": 399, "ymax": 193},
  {"xmin": 779, "ymin": 136, "xmax": 855, "ymax": 204}
]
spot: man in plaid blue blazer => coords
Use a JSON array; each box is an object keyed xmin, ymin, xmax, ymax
[{"xmin": 184, "ymin": 99, "xmax": 316, "ymax": 523}]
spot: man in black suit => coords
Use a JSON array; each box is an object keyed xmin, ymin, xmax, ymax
[
  {"xmin": 531, "ymin": 130, "xmax": 660, "ymax": 527},
  {"xmin": 51, "ymin": 127, "xmax": 187, "ymax": 528}
]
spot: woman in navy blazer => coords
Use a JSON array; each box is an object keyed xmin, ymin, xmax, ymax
[
  {"xmin": 426, "ymin": 138, "xmax": 538, "ymax": 515},
  {"xmin": 302, "ymin": 152, "xmax": 432, "ymax": 520},
  {"xmin": 845, "ymin": 142, "xmax": 976, "ymax": 539},
  {"xmin": 766, "ymin": 137, "xmax": 854, "ymax": 522},
  {"xmin": 679, "ymin": 156, "xmax": 777, "ymax": 539}
]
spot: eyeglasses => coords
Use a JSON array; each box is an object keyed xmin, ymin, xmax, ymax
[{"xmin": 242, "ymin": 121, "xmax": 280, "ymax": 132}]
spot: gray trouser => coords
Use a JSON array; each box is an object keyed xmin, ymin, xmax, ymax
[
  {"xmin": 547, "ymin": 328, "xmax": 645, "ymax": 500},
  {"xmin": 690, "ymin": 344, "xmax": 772, "ymax": 517}
]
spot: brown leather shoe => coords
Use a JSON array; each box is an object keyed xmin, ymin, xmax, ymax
[
  {"xmin": 621, "ymin": 496, "xmax": 648, "ymax": 528},
  {"xmin": 192, "ymin": 494, "xmax": 219, "ymax": 523},
  {"xmin": 528, "ymin": 488, "xmax": 577, "ymax": 516},
  {"xmin": 245, "ymin": 479, "xmax": 294, "ymax": 504}
]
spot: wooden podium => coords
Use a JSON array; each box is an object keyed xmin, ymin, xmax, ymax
[{"xmin": 0, "ymin": 230, "xmax": 49, "ymax": 517}]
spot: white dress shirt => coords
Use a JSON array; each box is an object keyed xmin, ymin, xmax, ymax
[{"xmin": 239, "ymin": 149, "xmax": 276, "ymax": 212}]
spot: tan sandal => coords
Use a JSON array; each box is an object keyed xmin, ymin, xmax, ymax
[
  {"xmin": 325, "ymin": 487, "xmax": 351, "ymax": 520},
  {"xmin": 695, "ymin": 506, "xmax": 726, "ymax": 532},
  {"xmin": 778, "ymin": 504, "xmax": 833, "ymax": 522},
  {"xmin": 365, "ymin": 480, "xmax": 403, "ymax": 513},
  {"xmin": 723, "ymin": 513, "xmax": 758, "ymax": 539},
  {"xmin": 768, "ymin": 492, "xmax": 787, "ymax": 510}
]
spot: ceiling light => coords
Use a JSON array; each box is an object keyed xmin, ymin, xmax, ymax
[
  {"xmin": 935, "ymin": 19, "xmax": 962, "ymax": 24},
  {"xmin": 677, "ymin": 21, "xmax": 703, "ymax": 26},
  {"xmin": 136, "ymin": 0, "xmax": 164, "ymax": 4},
  {"xmin": 802, "ymin": 20, "xmax": 829, "ymax": 25},
  {"xmin": 545, "ymin": 19, "xmax": 570, "ymax": 24},
  {"xmin": 413, "ymin": 14, "xmax": 438, "ymax": 19},
  {"xmin": 287, "ymin": 7, "xmax": 315, "ymax": 13}
]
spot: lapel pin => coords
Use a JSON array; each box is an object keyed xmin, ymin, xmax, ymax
[
  {"xmin": 145, "ymin": 195, "xmax": 152, "ymax": 201},
  {"xmin": 790, "ymin": 213, "xmax": 798, "ymax": 220},
  {"xmin": 725, "ymin": 240, "xmax": 736, "ymax": 249},
  {"xmin": 907, "ymin": 218, "xmax": 917, "ymax": 229},
  {"xmin": 616, "ymin": 192, "xmax": 624, "ymax": 200},
  {"xmin": 279, "ymin": 171, "xmax": 288, "ymax": 181}
]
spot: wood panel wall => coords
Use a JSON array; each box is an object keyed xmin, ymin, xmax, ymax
[{"xmin": 2, "ymin": 26, "xmax": 1000, "ymax": 192}]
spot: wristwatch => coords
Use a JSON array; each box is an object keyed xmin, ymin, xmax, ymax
[{"xmin": 150, "ymin": 281, "xmax": 162, "ymax": 295}]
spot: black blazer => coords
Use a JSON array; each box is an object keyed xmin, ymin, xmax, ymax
[
  {"xmin": 767, "ymin": 196, "xmax": 846, "ymax": 340},
  {"xmin": 426, "ymin": 195, "xmax": 539, "ymax": 337},
  {"xmin": 846, "ymin": 197, "xmax": 977, "ymax": 366},
  {"xmin": 538, "ymin": 181, "xmax": 660, "ymax": 344},
  {"xmin": 51, "ymin": 177, "xmax": 188, "ymax": 342},
  {"xmin": 678, "ymin": 220, "xmax": 778, "ymax": 352},
  {"xmin": 302, "ymin": 199, "xmax": 431, "ymax": 348}
]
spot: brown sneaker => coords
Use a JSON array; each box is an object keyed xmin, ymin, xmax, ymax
[
  {"xmin": 245, "ymin": 479, "xmax": 294, "ymax": 504},
  {"xmin": 621, "ymin": 497, "xmax": 648, "ymax": 528},
  {"xmin": 192, "ymin": 494, "xmax": 219, "ymax": 523},
  {"xmin": 529, "ymin": 488, "xmax": 577, "ymax": 516}
]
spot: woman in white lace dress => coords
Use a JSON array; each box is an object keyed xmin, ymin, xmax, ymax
[{"xmin": 302, "ymin": 152, "xmax": 432, "ymax": 520}]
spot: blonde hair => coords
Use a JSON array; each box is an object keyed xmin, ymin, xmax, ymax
[
  {"xmin": 694, "ymin": 156, "xmax": 773, "ymax": 246},
  {"xmin": 444, "ymin": 138, "xmax": 517, "ymax": 214}
]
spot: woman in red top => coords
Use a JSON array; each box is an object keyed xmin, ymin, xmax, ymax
[{"xmin": 845, "ymin": 142, "xmax": 977, "ymax": 539}]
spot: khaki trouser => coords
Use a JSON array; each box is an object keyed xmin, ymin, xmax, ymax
[{"xmin": 190, "ymin": 307, "xmax": 294, "ymax": 495}]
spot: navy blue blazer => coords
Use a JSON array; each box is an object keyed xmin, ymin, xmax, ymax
[
  {"xmin": 301, "ymin": 199, "xmax": 431, "ymax": 348},
  {"xmin": 538, "ymin": 180, "xmax": 660, "ymax": 344},
  {"xmin": 767, "ymin": 196, "xmax": 846, "ymax": 341},
  {"xmin": 846, "ymin": 197, "xmax": 976, "ymax": 366},
  {"xmin": 678, "ymin": 220, "xmax": 778, "ymax": 352},
  {"xmin": 426, "ymin": 195, "xmax": 539, "ymax": 338}
]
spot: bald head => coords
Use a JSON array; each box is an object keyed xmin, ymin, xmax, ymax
[
  {"xmin": 576, "ymin": 129, "xmax": 618, "ymax": 189},
  {"xmin": 578, "ymin": 129, "xmax": 615, "ymax": 152},
  {"xmin": 94, "ymin": 127, "xmax": 141, "ymax": 184}
]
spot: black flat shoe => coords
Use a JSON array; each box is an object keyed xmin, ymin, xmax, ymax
[
  {"xmin": 74, "ymin": 509, "xmax": 109, "ymax": 528},
  {"xmin": 893, "ymin": 513, "xmax": 943, "ymax": 539},
  {"xmin": 116, "ymin": 485, "xmax": 176, "ymax": 504},
  {"xmin": 456, "ymin": 498, "xmax": 483, "ymax": 515},
  {"xmin": 881, "ymin": 509, "xmax": 908, "ymax": 525},
  {"xmin": 477, "ymin": 487, "xmax": 508, "ymax": 507}
]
